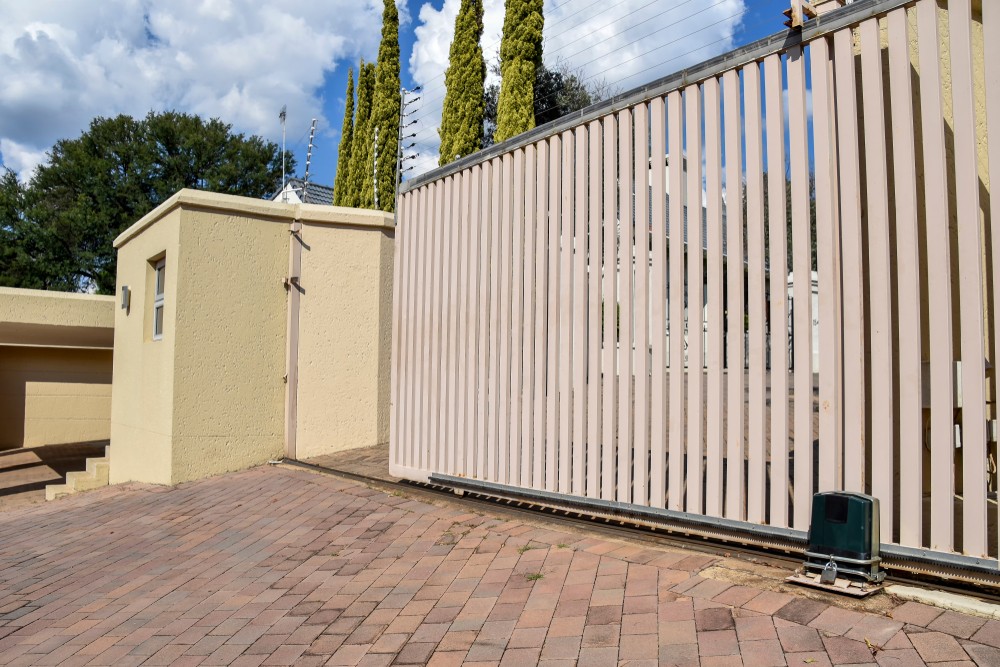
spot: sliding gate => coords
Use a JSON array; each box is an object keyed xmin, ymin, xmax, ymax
[{"xmin": 390, "ymin": 0, "xmax": 1000, "ymax": 571}]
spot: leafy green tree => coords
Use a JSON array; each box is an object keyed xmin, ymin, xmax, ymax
[
  {"xmin": 493, "ymin": 0, "xmax": 544, "ymax": 143},
  {"xmin": 0, "ymin": 169, "xmax": 67, "ymax": 290},
  {"xmin": 484, "ymin": 59, "xmax": 615, "ymax": 148},
  {"xmin": 348, "ymin": 60, "xmax": 377, "ymax": 209},
  {"xmin": 333, "ymin": 68, "xmax": 355, "ymax": 206},
  {"xmin": 371, "ymin": 0, "xmax": 401, "ymax": 211},
  {"xmin": 1, "ymin": 112, "xmax": 291, "ymax": 293},
  {"xmin": 438, "ymin": 0, "xmax": 486, "ymax": 166}
]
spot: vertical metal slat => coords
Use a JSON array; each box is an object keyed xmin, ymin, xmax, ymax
[
  {"xmin": 787, "ymin": 47, "xmax": 813, "ymax": 530},
  {"xmin": 618, "ymin": 109, "xmax": 635, "ymax": 504},
  {"xmin": 723, "ymin": 69, "xmax": 746, "ymax": 522},
  {"xmin": 650, "ymin": 97, "xmax": 668, "ymax": 509},
  {"xmin": 685, "ymin": 85, "xmax": 705, "ymax": 516},
  {"xmin": 704, "ymin": 78, "xmax": 726, "ymax": 518},
  {"xmin": 764, "ymin": 54, "xmax": 790, "ymax": 528},
  {"xmin": 744, "ymin": 62, "xmax": 767, "ymax": 525},
  {"xmin": 916, "ymin": 0, "xmax": 955, "ymax": 553},
  {"xmin": 887, "ymin": 8, "xmax": 923, "ymax": 548}
]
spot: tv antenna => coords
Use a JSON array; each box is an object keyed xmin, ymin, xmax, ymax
[{"xmin": 279, "ymin": 105, "xmax": 288, "ymax": 202}]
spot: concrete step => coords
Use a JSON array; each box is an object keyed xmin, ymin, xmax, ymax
[{"xmin": 45, "ymin": 452, "xmax": 111, "ymax": 501}]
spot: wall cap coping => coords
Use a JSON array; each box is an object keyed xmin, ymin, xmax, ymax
[
  {"xmin": 0, "ymin": 287, "xmax": 114, "ymax": 347},
  {"xmin": 114, "ymin": 189, "xmax": 394, "ymax": 249},
  {"xmin": 0, "ymin": 287, "xmax": 114, "ymax": 328}
]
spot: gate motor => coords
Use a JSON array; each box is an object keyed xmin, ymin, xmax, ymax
[{"xmin": 786, "ymin": 491, "xmax": 886, "ymax": 597}]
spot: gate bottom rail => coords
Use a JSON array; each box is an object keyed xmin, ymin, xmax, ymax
[{"xmin": 427, "ymin": 473, "xmax": 1000, "ymax": 584}]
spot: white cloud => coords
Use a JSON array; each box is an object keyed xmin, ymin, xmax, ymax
[
  {"xmin": 0, "ymin": 139, "xmax": 47, "ymax": 182},
  {"xmin": 0, "ymin": 0, "xmax": 408, "ymax": 181},
  {"xmin": 406, "ymin": 0, "xmax": 746, "ymax": 177}
]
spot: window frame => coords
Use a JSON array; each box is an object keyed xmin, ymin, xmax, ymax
[{"xmin": 152, "ymin": 258, "xmax": 165, "ymax": 341}]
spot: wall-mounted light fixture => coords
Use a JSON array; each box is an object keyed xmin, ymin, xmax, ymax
[{"xmin": 121, "ymin": 285, "xmax": 130, "ymax": 314}]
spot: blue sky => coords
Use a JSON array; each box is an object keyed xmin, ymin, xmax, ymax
[{"xmin": 1, "ymin": 0, "xmax": 793, "ymax": 190}]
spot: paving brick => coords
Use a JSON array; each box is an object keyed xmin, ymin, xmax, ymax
[
  {"xmin": 928, "ymin": 612, "xmax": 987, "ymax": 640},
  {"xmin": 881, "ymin": 631, "xmax": 913, "ymax": 651},
  {"xmin": 715, "ymin": 586, "xmax": 763, "ymax": 609},
  {"xmin": 891, "ymin": 602, "xmax": 945, "ymax": 628},
  {"xmin": 701, "ymin": 656, "xmax": 746, "ymax": 667},
  {"xmin": 507, "ymin": 627, "xmax": 546, "ymax": 649},
  {"xmin": 546, "ymin": 616, "xmax": 585, "ymax": 638},
  {"xmin": 963, "ymin": 641, "xmax": 1000, "ymax": 666},
  {"xmin": 262, "ymin": 644, "xmax": 307, "ymax": 665},
  {"xmin": 577, "ymin": 646, "xmax": 619, "ymax": 666},
  {"xmin": 618, "ymin": 632, "xmax": 658, "ymax": 660},
  {"xmin": 700, "ymin": 630, "xmax": 741, "ymax": 657},
  {"xmin": 659, "ymin": 642, "xmax": 701, "ymax": 667},
  {"xmin": 775, "ymin": 598, "xmax": 829, "ymax": 626},
  {"xmin": 464, "ymin": 638, "xmax": 506, "ymax": 662},
  {"xmin": 368, "ymin": 632, "xmax": 408, "ymax": 654},
  {"xmin": 873, "ymin": 648, "xmax": 926, "ymax": 666},
  {"xmin": 698, "ymin": 607, "xmax": 737, "ymax": 631},
  {"xmin": 823, "ymin": 636, "xmax": 876, "ymax": 665},
  {"xmin": 844, "ymin": 616, "xmax": 904, "ymax": 646},
  {"xmin": 809, "ymin": 607, "xmax": 866, "ymax": 636},
  {"xmin": 540, "ymin": 635, "xmax": 581, "ymax": 661},
  {"xmin": 393, "ymin": 641, "xmax": 436, "ymax": 664},
  {"xmin": 971, "ymin": 620, "xmax": 1000, "ymax": 649},
  {"xmin": 499, "ymin": 647, "xmax": 541, "ymax": 665},
  {"xmin": 745, "ymin": 592, "xmax": 796, "ymax": 616},
  {"xmin": 737, "ymin": 615, "xmax": 778, "ymax": 642},
  {"xmin": 327, "ymin": 643, "xmax": 372, "ymax": 666},
  {"xmin": 785, "ymin": 651, "xmax": 833, "ymax": 666},
  {"xmin": 623, "ymin": 595, "xmax": 658, "ymax": 614},
  {"xmin": 778, "ymin": 624, "xmax": 824, "ymax": 653},
  {"xmin": 425, "ymin": 651, "xmax": 466, "ymax": 667},
  {"xmin": 581, "ymin": 623, "xmax": 620, "ymax": 648},
  {"xmin": 585, "ymin": 605, "xmax": 622, "ymax": 626},
  {"xmin": 621, "ymin": 612, "xmax": 657, "ymax": 635},
  {"xmin": 660, "ymin": 619, "xmax": 698, "ymax": 645},
  {"xmin": 908, "ymin": 631, "xmax": 969, "ymax": 663},
  {"xmin": 739, "ymin": 639, "xmax": 786, "ymax": 667}
]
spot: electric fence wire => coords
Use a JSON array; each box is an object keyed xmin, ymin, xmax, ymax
[
  {"xmin": 406, "ymin": 0, "xmax": 693, "ymax": 120},
  {"xmin": 405, "ymin": 0, "xmax": 750, "ymax": 144},
  {"xmin": 404, "ymin": 0, "xmax": 752, "ymax": 151}
]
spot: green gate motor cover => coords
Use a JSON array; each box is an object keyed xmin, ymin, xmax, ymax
[{"xmin": 806, "ymin": 491, "xmax": 883, "ymax": 582}]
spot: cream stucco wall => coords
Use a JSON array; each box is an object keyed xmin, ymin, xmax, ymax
[
  {"xmin": 110, "ymin": 190, "xmax": 393, "ymax": 485},
  {"xmin": 111, "ymin": 191, "xmax": 291, "ymax": 485},
  {"xmin": 109, "ymin": 206, "xmax": 181, "ymax": 485},
  {"xmin": 294, "ymin": 206, "xmax": 395, "ymax": 460},
  {"xmin": 0, "ymin": 347, "xmax": 113, "ymax": 449},
  {"xmin": 168, "ymin": 201, "xmax": 288, "ymax": 483},
  {"xmin": 0, "ymin": 287, "xmax": 114, "ymax": 449}
]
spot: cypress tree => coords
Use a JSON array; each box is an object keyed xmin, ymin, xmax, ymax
[
  {"xmin": 494, "ymin": 0, "xmax": 544, "ymax": 144},
  {"xmin": 348, "ymin": 60, "xmax": 377, "ymax": 209},
  {"xmin": 371, "ymin": 0, "xmax": 401, "ymax": 212},
  {"xmin": 438, "ymin": 0, "xmax": 486, "ymax": 166},
  {"xmin": 332, "ymin": 68, "xmax": 355, "ymax": 206}
]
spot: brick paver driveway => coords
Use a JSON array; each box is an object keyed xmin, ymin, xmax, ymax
[{"xmin": 0, "ymin": 465, "xmax": 998, "ymax": 666}]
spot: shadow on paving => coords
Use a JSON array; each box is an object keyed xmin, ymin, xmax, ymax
[{"xmin": 0, "ymin": 441, "xmax": 107, "ymax": 510}]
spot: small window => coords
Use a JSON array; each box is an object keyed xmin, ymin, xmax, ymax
[{"xmin": 153, "ymin": 258, "xmax": 165, "ymax": 341}]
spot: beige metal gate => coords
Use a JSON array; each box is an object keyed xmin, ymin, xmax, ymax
[{"xmin": 390, "ymin": 0, "xmax": 1000, "ymax": 567}]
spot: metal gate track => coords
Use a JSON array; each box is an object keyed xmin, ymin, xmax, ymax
[{"xmin": 281, "ymin": 458, "xmax": 1000, "ymax": 601}]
